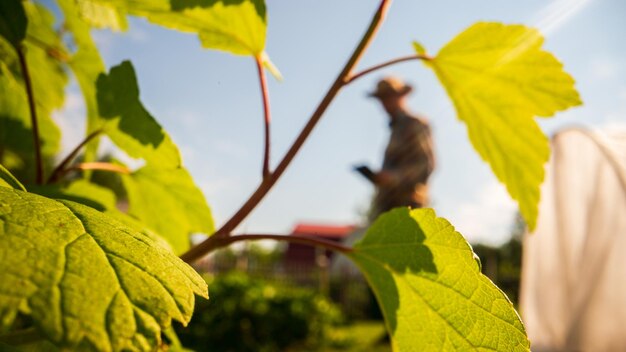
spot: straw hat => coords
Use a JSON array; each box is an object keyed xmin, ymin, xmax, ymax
[{"xmin": 368, "ymin": 76, "xmax": 413, "ymax": 98}]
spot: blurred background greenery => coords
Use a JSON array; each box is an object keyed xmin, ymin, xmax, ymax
[{"xmin": 174, "ymin": 218, "xmax": 523, "ymax": 351}]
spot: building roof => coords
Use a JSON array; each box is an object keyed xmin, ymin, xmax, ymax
[{"xmin": 290, "ymin": 223, "xmax": 356, "ymax": 239}]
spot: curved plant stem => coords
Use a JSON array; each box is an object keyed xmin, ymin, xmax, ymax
[
  {"xmin": 16, "ymin": 46, "xmax": 43, "ymax": 184},
  {"xmin": 58, "ymin": 162, "xmax": 130, "ymax": 179},
  {"xmin": 181, "ymin": 0, "xmax": 393, "ymax": 264},
  {"xmin": 194, "ymin": 233, "xmax": 352, "ymax": 254},
  {"xmin": 47, "ymin": 129, "xmax": 103, "ymax": 184},
  {"xmin": 255, "ymin": 56, "xmax": 272, "ymax": 178},
  {"xmin": 344, "ymin": 54, "xmax": 432, "ymax": 85}
]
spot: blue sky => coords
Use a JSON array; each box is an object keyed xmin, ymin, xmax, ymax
[{"xmin": 53, "ymin": 0, "xmax": 626, "ymax": 246}]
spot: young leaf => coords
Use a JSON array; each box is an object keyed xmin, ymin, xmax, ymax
[
  {"xmin": 412, "ymin": 40, "xmax": 426, "ymax": 56},
  {"xmin": 0, "ymin": 187, "xmax": 208, "ymax": 351},
  {"xmin": 96, "ymin": 61, "xmax": 182, "ymax": 168},
  {"xmin": 421, "ymin": 22, "xmax": 581, "ymax": 230},
  {"xmin": 0, "ymin": 0, "xmax": 27, "ymax": 49},
  {"xmin": 260, "ymin": 51, "xmax": 283, "ymax": 81},
  {"xmin": 121, "ymin": 165, "xmax": 215, "ymax": 254},
  {"xmin": 349, "ymin": 208, "xmax": 529, "ymax": 351},
  {"xmin": 0, "ymin": 163, "xmax": 26, "ymax": 191}
]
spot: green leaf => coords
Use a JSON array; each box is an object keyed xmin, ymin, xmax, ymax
[
  {"xmin": 0, "ymin": 3, "xmax": 67, "ymax": 181},
  {"xmin": 0, "ymin": 163, "xmax": 26, "ymax": 191},
  {"xmin": 422, "ymin": 22, "xmax": 581, "ymax": 230},
  {"xmin": 96, "ymin": 61, "xmax": 182, "ymax": 168},
  {"xmin": 76, "ymin": 0, "xmax": 128, "ymax": 31},
  {"xmin": 58, "ymin": 0, "xmax": 108, "ymax": 165},
  {"xmin": 77, "ymin": 0, "xmax": 282, "ymax": 79},
  {"xmin": 95, "ymin": 62, "xmax": 213, "ymax": 253},
  {"xmin": 0, "ymin": 0, "xmax": 27, "ymax": 49},
  {"xmin": 28, "ymin": 179, "xmax": 177, "ymax": 253},
  {"xmin": 29, "ymin": 179, "xmax": 117, "ymax": 212},
  {"xmin": 168, "ymin": 0, "xmax": 267, "ymax": 56},
  {"xmin": 412, "ymin": 40, "xmax": 426, "ymax": 56},
  {"xmin": 77, "ymin": 0, "xmax": 273, "ymax": 59},
  {"xmin": 121, "ymin": 165, "xmax": 214, "ymax": 254},
  {"xmin": 0, "ymin": 187, "xmax": 208, "ymax": 351},
  {"xmin": 349, "ymin": 208, "xmax": 529, "ymax": 351}
]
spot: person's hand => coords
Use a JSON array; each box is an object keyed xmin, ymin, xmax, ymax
[{"xmin": 374, "ymin": 171, "xmax": 395, "ymax": 186}]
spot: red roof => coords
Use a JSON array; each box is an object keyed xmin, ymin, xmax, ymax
[{"xmin": 290, "ymin": 223, "xmax": 356, "ymax": 239}]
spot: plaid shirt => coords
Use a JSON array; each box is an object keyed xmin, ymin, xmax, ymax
[{"xmin": 371, "ymin": 110, "xmax": 435, "ymax": 220}]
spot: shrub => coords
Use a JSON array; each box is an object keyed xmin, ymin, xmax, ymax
[{"xmin": 174, "ymin": 272, "xmax": 343, "ymax": 352}]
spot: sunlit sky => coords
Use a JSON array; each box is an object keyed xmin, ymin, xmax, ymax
[{"xmin": 52, "ymin": 0, "xmax": 626, "ymax": 246}]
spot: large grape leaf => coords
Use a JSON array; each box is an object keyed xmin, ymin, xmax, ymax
[
  {"xmin": 421, "ymin": 22, "xmax": 581, "ymax": 230},
  {"xmin": 121, "ymin": 165, "xmax": 214, "ymax": 254},
  {"xmin": 96, "ymin": 61, "xmax": 182, "ymax": 169},
  {"xmin": 349, "ymin": 208, "xmax": 529, "ymax": 351},
  {"xmin": 27, "ymin": 178, "xmax": 178, "ymax": 254},
  {"xmin": 0, "ymin": 187, "xmax": 208, "ymax": 351}
]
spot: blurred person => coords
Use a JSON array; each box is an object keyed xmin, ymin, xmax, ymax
[{"xmin": 355, "ymin": 76, "xmax": 435, "ymax": 221}]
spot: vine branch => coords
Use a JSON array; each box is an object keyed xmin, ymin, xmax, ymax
[
  {"xmin": 344, "ymin": 54, "xmax": 432, "ymax": 85},
  {"xmin": 47, "ymin": 129, "xmax": 103, "ymax": 183},
  {"xmin": 181, "ymin": 0, "xmax": 393, "ymax": 263},
  {"xmin": 56, "ymin": 162, "xmax": 130, "ymax": 179},
  {"xmin": 16, "ymin": 45, "xmax": 44, "ymax": 184},
  {"xmin": 193, "ymin": 233, "xmax": 352, "ymax": 254},
  {"xmin": 255, "ymin": 56, "xmax": 272, "ymax": 178}
]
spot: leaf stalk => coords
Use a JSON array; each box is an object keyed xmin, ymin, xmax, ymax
[
  {"xmin": 255, "ymin": 55, "xmax": 272, "ymax": 179},
  {"xmin": 16, "ymin": 45, "xmax": 44, "ymax": 184},
  {"xmin": 47, "ymin": 129, "xmax": 103, "ymax": 183},
  {"xmin": 58, "ymin": 162, "xmax": 130, "ymax": 178},
  {"xmin": 194, "ymin": 233, "xmax": 352, "ymax": 254},
  {"xmin": 344, "ymin": 54, "xmax": 432, "ymax": 85}
]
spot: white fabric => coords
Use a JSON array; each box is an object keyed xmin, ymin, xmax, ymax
[{"xmin": 520, "ymin": 127, "xmax": 626, "ymax": 352}]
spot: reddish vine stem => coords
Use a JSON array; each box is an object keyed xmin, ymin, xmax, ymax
[
  {"xmin": 47, "ymin": 129, "xmax": 103, "ymax": 184},
  {"xmin": 255, "ymin": 56, "xmax": 272, "ymax": 178},
  {"xmin": 197, "ymin": 233, "xmax": 352, "ymax": 254},
  {"xmin": 16, "ymin": 46, "xmax": 44, "ymax": 184},
  {"xmin": 344, "ymin": 54, "xmax": 432, "ymax": 85},
  {"xmin": 181, "ymin": 0, "xmax": 393, "ymax": 264},
  {"xmin": 59, "ymin": 162, "xmax": 130, "ymax": 178}
]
